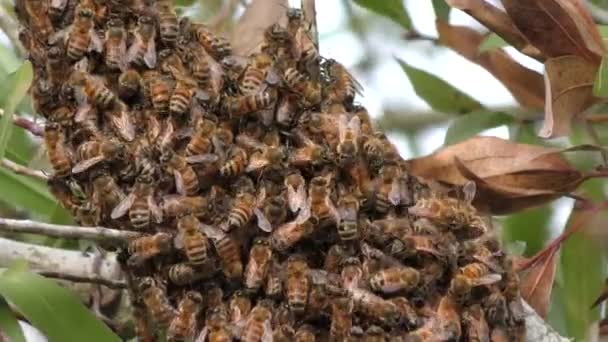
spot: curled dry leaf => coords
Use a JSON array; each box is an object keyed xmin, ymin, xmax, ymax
[
  {"xmin": 436, "ymin": 21, "xmax": 545, "ymax": 109},
  {"xmin": 406, "ymin": 136, "xmax": 595, "ymax": 214},
  {"xmin": 540, "ymin": 55, "xmax": 598, "ymax": 138},
  {"xmin": 231, "ymin": 0, "xmax": 288, "ymax": 56},
  {"xmin": 501, "ymin": 0, "xmax": 605, "ymax": 62},
  {"xmin": 519, "ymin": 248, "xmax": 558, "ymax": 319}
]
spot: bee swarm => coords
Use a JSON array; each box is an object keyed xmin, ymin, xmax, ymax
[{"xmin": 16, "ymin": 0, "xmax": 526, "ymax": 340}]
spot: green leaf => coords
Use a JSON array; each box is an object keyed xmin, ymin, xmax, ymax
[
  {"xmin": 444, "ymin": 110, "xmax": 513, "ymax": 145},
  {"xmin": 174, "ymin": 0, "xmax": 194, "ymax": 7},
  {"xmin": 594, "ymin": 55, "xmax": 608, "ymax": 97},
  {"xmin": 396, "ymin": 58, "xmax": 483, "ymax": 114},
  {"xmin": 0, "ymin": 61, "xmax": 33, "ymax": 159},
  {"xmin": 478, "ymin": 33, "xmax": 508, "ymax": 53},
  {"xmin": 501, "ymin": 206, "xmax": 552, "ymax": 257},
  {"xmin": 0, "ymin": 265, "xmax": 120, "ymax": 342},
  {"xmin": 0, "ymin": 296, "xmax": 26, "ymax": 342},
  {"xmin": 432, "ymin": 0, "xmax": 450, "ymax": 22},
  {"xmin": 599, "ymin": 25, "xmax": 608, "ymax": 37},
  {"xmin": 353, "ymin": 0, "xmax": 411, "ymax": 30}
]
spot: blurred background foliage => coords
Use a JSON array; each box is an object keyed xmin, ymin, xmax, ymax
[{"xmin": 0, "ymin": 0, "xmax": 607, "ymax": 340}]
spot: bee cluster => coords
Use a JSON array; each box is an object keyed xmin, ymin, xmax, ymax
[{"xmin": 15, "ymin": 0, "xmax": 526, "ymax": 340}]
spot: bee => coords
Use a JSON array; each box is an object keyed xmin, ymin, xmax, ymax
[
  {"xmin": 127, "ymin": 232, "xmax": 173, "ymax": 267},
  {"xmin": 459, "ymin": 238, "xmax": 505, "ymax": 274},
  {"xmin": 265, "ymin": 257, "xmax": 284, "ymax": 299},
  {"xmin": 450, "ymin": 262, "xmax": 502, "ymax": 299},
  {"xmin": 139, "ymin": 277, "xmax": 176, "ymax": 329},
  {"xmin": 244, "ymin": 237, "xmax": 273, "ymax": 293},
  {"xmin": 170, "ymin": 75, "xmax": 197, "ymax": 116},
  {"xmin": 361, "ymin": 217, "xmax": 412, "ymax": 246},
  {"xmin": 286, "ymin": 254, "xmax": 310, "ymax": 315},
  {"xmin": 255, "ymin": 192, "xmax": 288, "ymax": 233},
  {"xmin": 285, "ymin": 170, "xmax": 307, "ymax": 214},
  {"xmin": 44, "ymin": 122, "xmax": 73, "ymax": 178},
  {"xmin": 347, "ymin": 288, "xmax": 401, "ymax": 327},
  {"xmin": 240, "ymin": 52, "xmax": 277, "ymax": 94},
  {"xmin": 431, "ymin": 293, "xmax": 463, "ymax": 341},
  {"xmin": 324, "ymin": 244, "xmax": 349, "ymax": 274},
  {"xmin": 261, "ymin": 23, "xmax": 292, "ymax": 58},
  {"xmin": 389, "ymin": 297, "xmax": 419, "ymax": 330},
  {"xmin": 199, "ymin": 307, "xmax": 233, "ymax": 342},
  {"xmin": 273, "ymin": 324, "xmax": 295, "ymax": 342},
  {"xmin": 48, "ymin": 0, "xmax": 68, "ymax": 21},
  {"xmin": 106, "ymin": 101, "xmax": 136, "ymax": 142},
  {"xmin": 155, "ymin": 0, "xmax": 178, "ymax": 45},
  {"xmin": 160, "ymin": 147, "xmax": 200, "ymax": 196},
  {"xmin": 176, "ymin": 214, "xmax": 212, "ymax": 266},
  {"xmin": 111, "ymin": 173, "xmax": 163, "ymax": 230},
  {"xmin": 127, "ymin": 16, "xmax": 157, "ymax": 68},
  {"xmin": 341, "ymin": 258, "xmax": 364, "ymax": 290},
  {"xmin": 323, "ymin": 59, "xmax": 362, "ymax": 105},
  {"xmin": 70, "ymin": 71, "xmax": 116, "ymax": 111},
  {"xmin": 200, "ymin": 223, "xmax": 243, "ymax": 280},
  {"xmin": 65, "ymin": 4, "xmax": 102, "ymax": 60},
  {"xmin": 337, "ymin": 114, "xmax": 361, "ymax": 166},
  {"xmin": 283, "ymin": 67, "xmax": 321, "ymax": 107},
  {"xmin": 167, "ymin": 262, "xmax": 208, "ymax": 286},
  {"xmin": 222, "ymin": 90, "xmax": 277, "ymax": 118},
  {"xmin": 236, "ymin": 135, "xmax": 285, "ymax": 174},
  {"xmin": 117, "ymin": 69, "xmax": 142, "ymax": 101},
  {"xmin": 295, "ymin": 324, "xmax": 316, "ymax": 342},
  {"xmin": 330, "ymin": 297, "xmax": 354, "ymax": 342},
  {"xmin": 168, "ymin": 291, "xmax": 203, "ymax": 341},
  {"xmin": 186, "ymin": 117, "xmax": 217, "ymax": 157},
  {"xmin": 72, "ymin": 137, "xmax": 124, "ymax": 174},
  {"xmin": 373, "ymin": 162, "xmax": 405, "ymax": 214},
  {"xmin": 337, "ymin": 193, "xmax": 360, "ymax": 242},
  {"xmin": 46, "ymin": 45, "xmax": 67, "ymax": 90},
  {"xmin": 462, "ymin": 304, "xmax": 490, "ymax": 342},
  {"xmin": 225, "ymin": 191, "xmax": 258, "ymax": 231},
  {"xmin": 104, "ymin": 18, "xmax": 127, "ymax": 71},
  {"xmin": 132, "ymin": 298, "xmax": 154, "ymax": 342},
  {"xmin": 289, "ymin": 130, "xmax": 329, "ymax": 168},
  {"xmin": 241, "ymin": 300, "xmax": 273, "ymax": 342},
  {"xmin": 298, "ymin": 112, "xmax": 338, "ymax": 146},
  {"xmin": 90, "ymin": 170, "xmax": 124, "ymax": 214},
  {"xmin": 270, "ymin": 212, "xmax": 314, "ymax": 252},
  {"xmin": 162, "ymin": 195, "xmax": 208, "ymax": 218},
  {"xmin": 189, "ymin": 23, "xmax": 232, "ymax": 59},
  {"xmin": 219, "ymin": 146, "xmax": 248, "ymax": 178},
  {"xmin": 229, "ymin": 291, "xmax": 252, "ymax": 325},
  {"xmin": 308, "ymin": 175, "xmax": 339, "ymax": 227},
  {"xmin": 143, "ymin": 71, "xmax": 171, "ymax": 116},
  {"xmin": 24, "ymin": 0, "xmax": 54, "ymax": 42},
  {"xmin": 363, "ymin": 325, "xmax": 386, "ymax": 342},
  {"xmin": 369, "ymin": 266, "xmax": 420, "ymax": 294},
  {"xmin": 361, "ymin": 132, "xmax": 388, "ymax": 171}
]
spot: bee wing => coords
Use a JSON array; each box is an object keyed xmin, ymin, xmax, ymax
[
  {"xmin": 348, "ymin": 115, "xmax": 361, "ymax": 135},
  {"xmin": 327, "ymin": 197, "xmax": 341, "ymax": 224},
  {"xmin": 173, "ymin": 230, "xmax": 184, "ymax": 249},
  {"xmin": 108, "ymin": 108, "xmax": 135, "ymax": 141},
  {"xmin": 144, "ymin": 38, "xmax": 157, "ymax": 68},
  {"xmin": 287, "ymin": 184, "xmax": 303, "ymax": 213},
  {"xmin": 261, "ymin": 319, "xmax": 273, "ymax": 342},
  {"xmin": 185, "ymin": 153, "xmax": 219, "ymax": 164},
  {"xmin": 296, "ymin": 198, "xmax": 311, "ymax": 224},
  {"xmin": 388, "ymin": 179, "xmax": 402, "ymax": 206},
  {"xmin": 462, "ymin": 180, "xmax": 477, "ymax": 204},
  {"xmin": 265, "ymin": 67, "xmax": 281, "ymax": 86},
  {"xmin": 473, "ymin": 256, "xmax": 505, "ymax": 274},
  {"xmin": 126, "ymin": 37, "xmax": 142, "ymax": 64},
  {"xmin": 338, "ymin": 114, "xmax": 348, "ymax": 143},
  {"xmin": 148, "ymin": 196, "xmax": 163, "ymax": 223},
  {"xmin": 118, "ymin": 39, "xmax": 128, "ymax": 72},
  {"xmin": 50, "ymin": 0, "xmax": 68, "ymax": 10},
  {"xmin": 235, "ymin": 134, "xmax": 264, "ymax": 150},
  {"xmin": 74, "ymin": 92, "xmax": 93, "ymax": 123},
  {"xmin": 88, "ymin": 29, "xmax": 103, "ymax": 53},
  {"xmin": 245, "ymin": 153, "xmax": 269, "ymax": 172},
  {"xmin": 254, "ymin": 208, "xmax": 273, "ymax": 233},
  {"xmin": 71, "ymin": 156, "xmax": 104, "ymax": 174},
  {"xmin": 211, "ymin": 136, "xmax": 226, "ymax": 161},
  {"xmin": 194, "ymin": 326, "xmax": 208, "ymax": 342},
  {"xmin": 472, "ymin": 274, "xmax": 502, "ymax": 287},
  {"xmin": 200, "ymin": 223, "xmax": 224, "ymax": 241},
  {"xmin": 111, "ymin": 192, "xmax": 135, "ymax": 219},
  {"xmin": 174, "ymin": 170, "xmax": 187, "ymax": 196}
]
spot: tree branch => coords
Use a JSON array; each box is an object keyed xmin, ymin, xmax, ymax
[
  {"xmin": 0, "ymin": 110, "xmax": 45, "ymax": 137},
  {"xmin": 523, "ymin": 300, "xmax": 571, "ymax": 341},
  {"xmin": 0, "ymin": 218, "xmax": 143, "ymax": 245},
  {"xmin": 586, "ymin": 1, "xmax": 608, "ymax": 25},
  {"xmin": 0, "ymin": 159, "xmax": 48, "ymax": 181}
]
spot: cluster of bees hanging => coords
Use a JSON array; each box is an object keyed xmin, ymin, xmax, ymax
[{"xmin": 14, "ymin": 0, "xmax": 526, "ymax": 340}]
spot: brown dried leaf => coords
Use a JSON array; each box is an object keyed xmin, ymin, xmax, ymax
[
  {"xmin": 436, "ymin": 21, "xmax": 544, "ymax": 109},
  {"xmin": 540, "ymin": 55, "xmax": 598, "ymax": 138},
  {"xmin": 231, "ymin": 0, "xmax": 287, "ymax": 56},
  {"xmin": 520, "ymin": 248, "xmax": 558, "ymax": 319},
  {"xmin": 501, "ymin": 0, "xmax": 605, "ymax": 62}
]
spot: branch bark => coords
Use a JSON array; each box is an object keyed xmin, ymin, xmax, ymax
[{"xmin": 0, "ymin": 159, "xmax": 48, "ymax": 181}]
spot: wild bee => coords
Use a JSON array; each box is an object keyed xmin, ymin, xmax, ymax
[
  {"xmin": 90, "ymin": 169, "xmax": 124, "ymax": 214},
  {"xmin": 323, "ymin": 59, "xmax": 362, "ymax": 105},
  {"xmin": 143, "ymin": 71, "xmax": 171, "ymax": 116},
  {"xmin": 111, "ymin": 173, "xmax": 163, "ymax": 230},
  {"xmin": 308, "ymin": 174, "xmax": 339, "ymax": 227},
  {"xmin": 170, "ymin": 75, "xmax": 197, "ymax": 116},
  {"xmin": 167, "ymin": 262, "xmax": 207, "ymax": 286},
  {"xmin": 70, "ymin": 71, "xmax": 116, "ymax": 111},
  {"xmin": 286, "ymin": 254, "xmax": 310, "ymax": 315},
  {"xmin": 189, "ymin": 23, "xmax": 232, "ymax": 59},
  {"xmin": 244, "ymin": 237, "xmax": 273, "ymax": 293},
  {"xmin": 462, "ymin": 304, "xmax": 490, "ymax": 342},
  {"xmin": 185, "ymin": 116, "xmax": 217, "ymax": 157},
  {"xmin": 369, "ymin": 266, "xmax": 420, "ymax": 294},
  {"xmin": 176, "ymin": 214, "xmax": 212, "ymax": 266},
  {"xmin": 104, "ymin": 18, "xmax": 127, "ymax": 71},
  {"xmin": 155, "ymin": 0, "xmax": 178, "ymax": 45},
  {"xmin": 127, "ymin": 15, "xmax": 157, "ymax": 68},
  {"xmin": 117, "ymin": 69, "xmax": 142, "ymax": 101},
  {"xmin": 241, "ymin": 300, "xmax": 273, "ymax": 342},
  {"xmin": 139, "ymin": 277, "xmax": 176, "ymax": 329},
  {"xmin": 65, "ymin": 4, "xmax": 102, "ymax": 60},
  {"xmin": 200, "ymin": 223, "xmax": 243, "ymax": 280},
  {"xmin": 340, "ymin": 257, "xmax": 364, "ymax": 290},
  {"xmin": 72, "ymin": 137, "xmax": 124, "ymax": 174},
  {"xmin": 373, "ymin": 162, "xmax": 405, "ymax": 214},
  {"xmin": 127, "ymin": 232, "xmax": 173, "ymax": 267},
  {"xmin": 330, "ymin": 297, "xmax": 353, "ymax": 342},
  {"xmin": 289, "ymin": 129, "xmax": 329, "ymax": 168},
  {"xmin": 265, "ymin": 257, "xmax": 283, "ymax": 299},
  {"xmin": 347, "ymin": 288, "xmax": 401, "ymax": 327},
  {"xmin": 295, "ymin": 324, "xmax": 316, "ymax": 342},
  {"xmin": 44, "ymin": 122, "xmax": 73, "ymax": 178},
  {"xmin": 219, "ymin": 146, "xmax": 248, "ymax": 178},
  {"xmin": 337, "ymin": 114, "xmax": 361, "ymax": 166},
  {"xmin": 161, "ymin": 195, "xmax": 208, "ymax": 218},
  {"xmin": 285, "ymin": 169, "xmax": 307, "ymax": 214},
  {"xmin": 337, "ymin": 192, "xmax": 360, "ymax": 242},
  {"xmin": 167, "ymin": 291, "xmax": 203, "ymax": 341},
  {"xmin": 270, "ymin": 210, "xmax": 314, "ymax": 252},
  {"xmin": 450, "ymin": 262, "xmax": 502, "ymax": 300},
  {"xmin": 228, "ymin": 291, "xmax": 252, "ymax": 325},
  {"xmin": 160, "ymin": 147, "xmax": 200, "ymax": 196},
  {"xmin": 222, "ymin": 90, "xmax": 277, "ymax": 118},
  {"xmin": 46, "ymin": 45, "xmax": 67, "ymax": 90},
  {"xmin": 283, "ymin": 67, "xmax": 321, "ymax": 107}
]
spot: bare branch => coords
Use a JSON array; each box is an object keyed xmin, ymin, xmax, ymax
[
  {"xmin": 0, "ymin": 237, "xmax": 126, "ymax": 288},
  {"xmin": 1, "ymin": 158, "xmax": 48, "ymax": 181},
  {"xmin": 209, "ymin": 0, "xmax": 240, "ymax": 32},
  {"xmin": 0, "ymin": 217, "xmax": 143, "ymax": 245},
  {"xmin": 523, "ymin": 300, "xmax": 571, "ymax": 341},
  {"xmin": 302, "ymin": 0, "xmax": 318, "ymax": 48},
  {"xmin": 0, "ymin": 110, "xmax": 45, "ymax": 137}
]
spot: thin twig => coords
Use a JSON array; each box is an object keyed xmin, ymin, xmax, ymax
[
  {"xmin": 37, "ymin": 270, "xmax": 126, "ymax": 289},
  {"xmin": 0, "ymin": 158, "xmax": 48, "ymax": 181},
  {"xmin": 0, "ymin": 217, "xmax": 143, "ymax": 245},
  {"xmin": 302, "ymin": 0, "xmax": 318, "ymax": 48},
  {"xmin": 209, "ymin": 0, "xmax": 240, "ymax": 32},
  {"xmin": 0, "ymin": 110, "xmax": 45, "ymax": 137}
]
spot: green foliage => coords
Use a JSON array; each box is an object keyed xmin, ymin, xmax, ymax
[
  {"xmin": 0, "ymin": 61, "xmax": 32, "ymax": 159},
  {"xmin": 0, "ymin": 296, "xmax": 26, "ymax": 342},
  {"xmin": 501, "ymin": 206, "xmax": 552, "ymax": 257},
  {"xmin": 396, "ymin": 58, "xmax": 483, "ymax": 114},
  {"xmin": 431, "ymin": 0, "xmax": 450, "ymax": 22},
  {"xmin": 0, "ymin": 263, "xmax": 120, "ymax": 342},
  {"xmin": 352, "ymin": 0, "xmax": 411, "ymax": 30},
  {"xmin": 594, "ymin": 55, "xmax": 608, "ymax": 97},
  {"xmin": 444, "ymin": 110, "xmax": 513, "ymax": 145},
  {"xmin": 478, "ymin": 33, "xmax": 509, "ymax": 53}
]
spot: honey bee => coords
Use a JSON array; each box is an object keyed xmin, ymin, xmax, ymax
[
  {"xmin": 450, "ymin": 262, "xmax": 502, "ymax": 299},
  {"xmin": 185, "ymin": 117, "xmax": 217, "ymax": 157},
  {"xmin": 261, "ymin": 23, "xmax": 292, "ymax": 59},
  {"xmin": 222, "ymin": 90, "xmax": 277, "ymax": 118},
  {"xmin": 337, "ymin": 193, "xmax": 360, "ymax": 242},
  {"xmin": 340, "ymin": 257, "xmax": 364, "ymax": 290},
  {"xmin": 255, "ymin": 192, "xmax": 288, "ymax": 233},
  {"xmin": 198, "ymin": 307, "xmax": 233, "ymax": 342},
  {"xmin": 70, "ymin": 71, "xmax": 116, "ymax": 111},
  {"xmin": 139, "ymin": 277, "xmax": 176, "ymax": 329},
  {"xmin": 23, "ymin": 0, "xmax": 53, "ymax": 42},
  {"xmin": 111, "ymin": 173, "xmax": 163, "ymax": 230},
  {"xmin": 168, "ymin": 291, "xmax": 203, "ymax": 341},
  {"xmin": 360, "ymin": 132, "xmax": 388, "ymax": 171},
  {"xmin": 44, "ymin": 122, "xmax": 73, "ymax": 178},
  {"xmin": 127, "ymin": 16, "xmax": 157, "ymax": 68},
  {"xmin": 330, "ymin": 297, "xmax": 353, "ymax": 342},
  {"xmin": 167, "ymin": 262, "xmax": 207, "ymax": 286},
  {"xmin": 90, "ymin": 170, "xmax": 124, "ymax": 214},
  {"xmin": 431, "ymin": 293, "xmax": 463, "ymax": 341},
  {"xmin": 295, "ymin": 324, "xmax": 316, "ymax": 342},
  {"xmin": 143, "ymin": 71, "xmax": 171, "ymax": 116},
  {"xmin": 462, "ymin": 304, "xmax": 490, "ymax": 342},
  {"xmin": 337, "ymin": 114, "xmax": 361, "ymax": 166},
  {"xmin": 65, "ymin": 4, "xmax": 102, "ymax": 60},
  {"xmin": 225, "ymin": 190, "xmax": 258, "ymax": 231},
  {"xmin": 170, "ymin": 75, "xmax": 197, "ymax": 116},
  {"xmin": 104, "ymin": 18, "xmax": 127, "ymax": 71},
  {"xmin": 48, "ymin": 0, "xmax": 68, "ymax": 21},
  {"xmin": 324, "ymin": 244, "xmax": 348, "ymax": 274},
  {"xmin": 361, "ymin": 217, "xmax": 411, "ymax": 246},
  {"xmin": 298, "ymin": 112, "xmax": 338, "ymax": 146},
  {"xmin": 72, "ymin": 137, "xmax": 124, "ymax": 173},
  {"xmin": 347, "ymin": 288, "xmax": 401, "ymax": 327},
  {"xmin": 323, "ymin": 59, "xmax": 362, "ymax": 105},
  {"xmin": 155, "ymin": 0, "xmax": 178, "ymax": 45},
  {"xmin": 107, "ymin": 102, "xmax": 136, "ymax": 142},
  {"xmin": 283, "ymin": 67, "xmax": 321, "ymax": 107},
  {"xmin": 188, "ymin": 22, "xmax": 232, "ymax": 59},
  {"xmin": 239, "ymin": 52, "xmax": 275, "ymax": 94},
  {"xmin": 244, "ymin": 237, "xmax": 273, "ymax": 293},
  {"xmin": 285, "ymin": 170, "xmax": 307, "ymax": 214},
  {"xmin": 286, "ymin": 254, "xmax": 310, "ymax": 315},
  {"xmin": 369, "ymin": 266, "xmax": 420, "ymax": 294},
  {"xmin": 265, "ymin": 257, "xmax": 283, "ymax": 299},
  {"xmin": 270, "ymin": 210, "xmax": 314, "ymax": 252},
  {"xmin": 132, "ymin": 298, "xmax": 154, "ymax": 342},
  {"xmin": 127, "ymin": 232, "xmax": 173, "ymax": 267},
  {"xmin": 162, "ymin": 195, "xmax": 208, "ymax": 218},
  {"xmin": 308, "ymin": 174, "xmax": 339, "ymax": 227},
  {"xmin": 160, "ymin": 147, "xmax": 200, "ymax": 196},
  {"xmin": 389, "ymin": 297, "xmax": 419, "ymax": 329},
  {"xmin": 241, "ymin": 300, "xmax": 273, "ymax": 342},
  {"xmin": 363, "ymin": 325, "xmax": 386, "ymax": 342},
  {"xmin": 273, "ymin": 324, "xmax": 295, "ymax": 342},
  {"xmin": 200, "ymin": 223, "xmax": 243, "ymax": 280},
  {"xmin": 219, "ymin": 146, "xmax": 248, "ymax": 178},
  {"xmin": 236, "ymin": 135, "xmax": 285, "ymax": 174},
  {"xmin": 459, "ymin": 238, "xmax": 505, "ymax": 274},
  {"xmin": 176, "ymin": 214, "xmax": 212, "ymax": 266},
  {"xmin": 46, "ymin": 45, "xmax": 67, "ymax": 90},
  {"xmin": 373, "ymin": 162, "xmax": 405, "ymax": 214},
  {"xmin": 289, "ymin": 130, "xmax": 329, "ymax": 168},
  {"xmin": 229, "ymin": 291, "xmax": 252, "ymax": 325}
]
